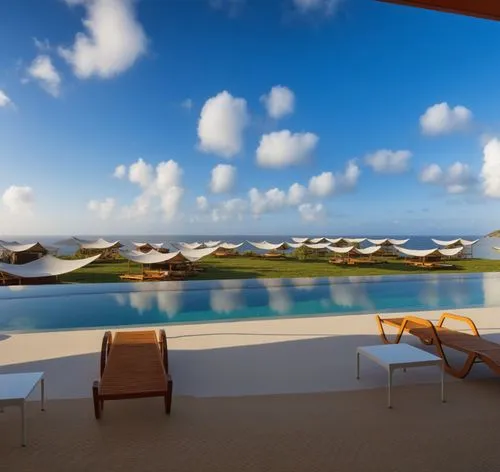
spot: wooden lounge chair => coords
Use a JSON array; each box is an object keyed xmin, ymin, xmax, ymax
[
  {"xmin": 92, "ymin": 329, "xmax": 173, "ymax": 419},
  {"xmin": 376, "ymin": 313, "xmax": 500, "ymax": 378}
]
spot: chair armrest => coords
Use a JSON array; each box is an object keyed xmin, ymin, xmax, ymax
[{"xmin": 437, "ymin": 312, "xmax": 480, "ymax": 336}]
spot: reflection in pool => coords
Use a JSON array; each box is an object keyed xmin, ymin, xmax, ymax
[{"xmin": 0, "ymin": 273, "xmax": 499, "ymax": 332}]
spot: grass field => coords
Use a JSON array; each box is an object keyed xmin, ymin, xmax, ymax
[{"xmin": 60, "ymin": 255, "xmax": 500, "ymax": 284}]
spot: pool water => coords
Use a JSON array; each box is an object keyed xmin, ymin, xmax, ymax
[{"xmin": 1, "ymin": 273, "xmax": 500, "ymax": 332}]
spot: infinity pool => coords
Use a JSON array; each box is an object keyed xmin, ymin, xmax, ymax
[{"xmin": 1, "ymin": 273, "xmax": 500, "ymax": 332}]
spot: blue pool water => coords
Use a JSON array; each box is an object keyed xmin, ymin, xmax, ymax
[{"xmin": 1, "ymin": 273, "xmax": 500, "ymax": 332}]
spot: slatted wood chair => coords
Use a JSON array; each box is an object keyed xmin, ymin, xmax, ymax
[
  {"xmin": 376, "ymin": 313, "xmax": 500, "ymax": 378},
  {"xmin": 92, "ymin": 329, "xmax": 173, "ymax": 419}
]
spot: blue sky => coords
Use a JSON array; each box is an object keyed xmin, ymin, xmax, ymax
[{"xmin": 1, "ymin": 0, "xmax": 500, "ymax": 236}]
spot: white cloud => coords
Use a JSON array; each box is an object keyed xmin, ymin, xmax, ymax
[
  {"xmin": 293, "ymin": 0, "xmax": 342, "ymax": 15},
  {"xmin": 260, "ymin": 85, "xmax": 295, "ymax": 119},
  {"xmin": 196, "ymin": 196, "xmax": 209, "ymax": 211},
  {"xmin": 159, "ymin": 186, "xmax": 184, "ymax": 220},
  {"xmin": 287, "ymin": 183, "xmax": 307, "ymax": 205},
  {"xmin": 420, "ymin": 102, "xmax": 472, "ymax": 136},
  {"xmin": 120, "ymin": 158, "xmax": 184, "ymax": 220},
  {"xmin": 197, "ymin": 91, "xmax": 249, "ymax": 158},
  {"xmin": 211, "ymin": 198, "xmax": 247, "ymax": 222},
  {"xmin": 59, "ymin": 0, "xmax": 147, "ymax": 79},
  {"xmin": 298, "ymin": 203, "xmax": 325, "ymax": 222},
  {"xmin": 210, "ymin": 164, "xmax": 236, "ymax": 194},
  {"xmin": 128, "ymin": 158, "xmax": 153, "ymax": 188},
  {"xmin": 420, "ymin": 163, "xmax": 443, "ymax": 184},
  {"xmin": 481, "ymin": 138, "xmax": 500, "ymax": 198},
  {"xmin": 365, "ymin": 149, "xmax": 412, "ymax": 174},
  {"xmin": 113, "ymin": 164, "xmax": 126, "ymax": 179},
  {"xmin": 88, "ymin": 197, "xmax": 115, "ymax": 220},
  {"xmin": 2, "ymin": 185, "xmax": 34, "ymax": 213},
  {"xmin": 309, "ymin": 160, "xmax": 360, "ymax": 196},
  {"xmin": 26, "ymin": 55, "xmax": 61, "ymax": 97},
  {"xmin": 0, "ymin": 90, "xmax": 12, "ymax": 107},
  {"xmin": 256, "ymin": 130, "xmax": 318, "ymax": 168},
  {"xmin": 248, "ymin": 187, "xmax": 287, "ymax": 215},
  {"xmin": 309, "ymin": 171, "xmax": 334, "ymax": 197},
  {"xmin": 420, "ymin": 161, "xmax": 475, "ymax": 194},
  {"xmin": 181, "ymin": 98, "xmax": 193, "ymax": 110}
]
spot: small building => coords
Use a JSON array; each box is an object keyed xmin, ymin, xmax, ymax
[{"xmin": 0, "ymin": 242, "xmax": 48, "ymax": 264}]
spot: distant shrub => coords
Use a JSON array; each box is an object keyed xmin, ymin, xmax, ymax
[
  {"xmin": 243, "ymin": 250, "xmax": 257, "ymax": 257},
  {"xmin": 293, "ymin": 246, "xmax": 312, "ymax": 261}
]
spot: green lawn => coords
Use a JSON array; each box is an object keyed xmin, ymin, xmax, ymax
[{"xmin": 60, "ymin": 256, "xmax": 500, "ymax": 284}]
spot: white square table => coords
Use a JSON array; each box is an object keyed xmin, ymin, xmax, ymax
[
  {"xmin": 0, "ymin": 372, "xmax": 45, "ymax": 446},
  {"xmin": 356, "ymin": 344, "xmax": 445, "ymax": 408}
]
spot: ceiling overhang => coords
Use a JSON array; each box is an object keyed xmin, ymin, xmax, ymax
[{"xmin": 378, "ymin": 0, "xmax": 500, "ymax": 21}]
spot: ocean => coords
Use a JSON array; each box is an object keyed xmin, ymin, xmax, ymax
[{"xmin": 2, "ymin": 234, "xmax": 500, "ymax": 260}]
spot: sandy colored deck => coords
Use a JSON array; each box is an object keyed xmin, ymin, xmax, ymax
[{"xmin": 2, "ymin": 380, "xmax": 500, "ymax": 471}]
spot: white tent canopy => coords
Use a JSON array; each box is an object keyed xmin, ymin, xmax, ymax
[
  {"xmin": 0, "ymin": 254, "xmax": 100, "ymax": 278},
  {"xmin": 344, "ymin": 238, "xmax": 366, "ymax": 244},
  {"xmin": 132, "ymin": 241, "xmax": 164, "ymax": 249},
  {"xmin": 395, "ymin": 246, "xmax": 464, "ymax": 258},
  {"xmin": 305, "ymin": 243, "xmax": 332, "ymax": 249},
  {"xmin": 355, "ymin": 246, "xmax": 382, "ymax": 256},
  {"xmin": 292, "ymin": 237, "xmax": 310, "ymax": 243},
  {"xmin": 309, "ymin": 237, "xmax": 328, "ymax": 244},
  {"xmin": 367, "ymin": 238, "xmax": 410, "ymax": 246},
  {"xmin": 219, "ymin": 242, "xmax": 244, "ymax": 250},
  {"xmin": 204, "ymin": 240, "xmax": 222, "ymax": 247},
  {"xmin": 181, "ymin": 246, "xmax": 219, "ymax": 261},
  {"xmin": 326, "ymin": 246, "xmax": 355, "ymax": 254},
  {"xmin": 325, "ymin": 238, "xmax": 344, "ymax": 244},
  {"xmin": 248, "ymin": 241, "xmax": 289, "ymax": 251},
  {"xmin": 74, "ymin": 238, "xmax": 121, "ymax": 250},
  {"xmin": 432, "ymin": 238, "xmax": 479, "ymax": 247},
  {"xmin": 120, "ymin": 250, "xmax": 187, "ymax": 265},
  {"xmin": 0, "ymin": 242, "xmax": 46, "ymax": 253}
]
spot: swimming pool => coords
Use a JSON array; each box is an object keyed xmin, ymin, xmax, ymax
[{"xmin": 1, "ymin": 273, "xmax": 500, "ymax": 332}]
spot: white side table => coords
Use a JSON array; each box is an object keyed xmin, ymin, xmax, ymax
[
  {"xmin": 356, "ymin": 344, "xmax": 445, "ymax": 408},
  {"xmin": 0, "ymin": 372, "xmax": 45, "ymax": 446}
]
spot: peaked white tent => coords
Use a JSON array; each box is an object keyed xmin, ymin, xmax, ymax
[
  {"xmin": 356, "ymin": 246, "xmax": 383, "ymax": 256},
  {"xmin": 292, "ymin": 237, "xmax": 311, "ymax": 243},
  {"xmin": 367, "ymin": 238, "xmax": 410, "ymax": 246},
  {"xmin": 0, "ymin": 242, "xmax": 47, "ymax": 253},
  {"xmin": 395, "ymin": 246, "xmax": 464, "ymax": 258},
  {"xmin": 309, "ymin": 237, "xmax": 328, "ymax": 244},
  {"xmin": 120, "ymin": 250, "xmax": 186, "ymax": 265},
  {"xmin": 74, "ymin": 238, "xmax": 122, "ymax": 250},
  {"xmin": 0, "ymin": 254, "xmax": 100, "ymax": 279},
  {"xmin": 132, "ymin": 241, "xmax": 164, "ymax": 250},
  {"xmin": 181, "ymin": 246, "xmax": 219, "ymax": 261},
  {"xmin": 248, "ymin": 241, "xmax": 289, "ymax": 251},
  {"xmin": 432, "ymin": 238, "xmax": 478, "ymax": 258},
  {"xmin": 326, "ymin": 246, "xmax": 356, "ymax": 254},
  {"xmin": 344, "ymin": 238, "xmax": 366, "ymax": 244},
  {"xmin": 432, "ymin": 238, "xmax": 479, "ymax": 247},
  {"xmin": 219, "ymin": 242, "xmax": 244, "ymax": 250},
  {"xmin": 204, "ymin": 240, "xmax": 222, "ymax": 247}
]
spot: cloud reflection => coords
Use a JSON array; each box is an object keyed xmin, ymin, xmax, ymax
[
  {"xmin": 259, "ymin": 278, "xmax": 292, "ymax": 314},
  {"xmin": 112, "ymin": 283, "xmax": 184, "ymax": 319},
  {"xmin": 328, "ymin": 277, "xmax": 374, "ymax": 310},
  {"xmin": 210, "ymin": 279, "xmax": 245, "ymax": 314}
]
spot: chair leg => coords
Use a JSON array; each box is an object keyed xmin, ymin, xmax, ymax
[
  {"xmin": 92, "ymin": 381, "xmax": 101, "ymax": 419},
  {"xmin": 165, "ymin": 379, "xmax": 173, "ymax": 415}
]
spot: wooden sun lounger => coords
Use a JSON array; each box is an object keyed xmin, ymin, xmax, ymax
[
  {"xmin": 376, "ymin": 313, "xmax": 500, "ymax": 378},
  {"xmin": 92, "ymin": 330, "xmax": 173, "ymax": 419}
]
